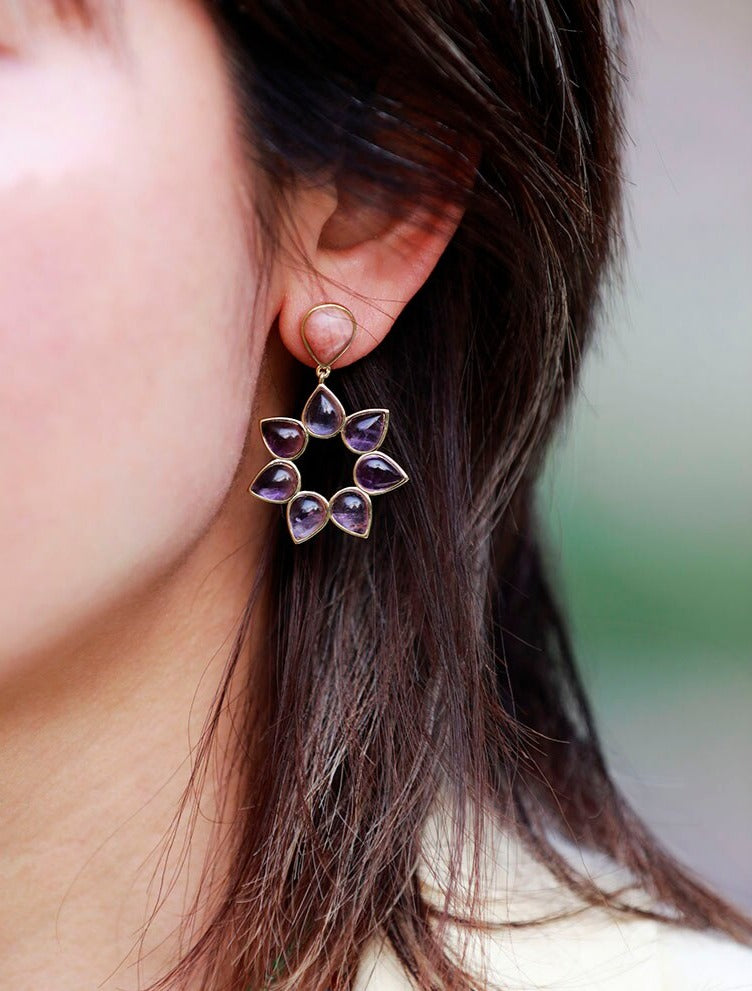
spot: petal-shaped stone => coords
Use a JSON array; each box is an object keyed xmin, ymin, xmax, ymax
[
  {"xmin": 301, "ymin": 384, "xmax": 346, "ymax": 438},
  {"xmin": 249, "ymin": 459, "xmax": 300, "ymax": 503},
  {"xmin": 260, "ymin": 417, "xmax": 308, "ymax": 459},
  {"xmin": 287, "ymin": 491, "xmax": 329, "ymax": 543},
  {"xmin": 353, "ymin": 452, "xmax": 409, "ymax": 495},
  {"xmin": 329, "ymin": 487, "xmax": 372, "ymax": 538},
  {"xmin": 342, "ymin": 409, "xmax": 389, "ymax": 453}
]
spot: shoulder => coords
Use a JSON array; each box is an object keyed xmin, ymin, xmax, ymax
[
  {"xmin": 460, "ymin": 904, "xmax": 752, "ymax": 991},
  {"xmin": 354, "ymin": 802, "xmax": 752, "ymax": 990},
  {"xmin": 355, "ymin": 914, "xmax": 752, "ymax": 991},
  {"xmin": 657, "ymin": 925, "xmax": 752, "ymax": 990}
]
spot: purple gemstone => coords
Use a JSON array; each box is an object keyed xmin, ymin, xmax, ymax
[
  {"xmin": 302, "ymin": 384, "xmax": 345, "ymax": 438},
  {"xmin": 330, "ymin": 488, "xmax": 372, "ymax": 538},
  {"xmin": 353, "ymin": 453, "xmax": 408, "ymax": 495},
  {"xmin": 261, "ymin": 418, "xmax": 307, "ymax": 459},
  {"xmin": 287, "ymin": 492, "xmax": 329, "ymax": 543},
  {"xmin": 342, "ymin": 409, "xmax": 388, "ymax": 453},
  {"xmin": 249, "ymin": 460, "xmax": 300, "ymax": 503}
]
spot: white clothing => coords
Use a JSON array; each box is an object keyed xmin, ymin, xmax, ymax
[{"xmin": 353, "ymin": 804, "xmax": 752, "ymax": 990}]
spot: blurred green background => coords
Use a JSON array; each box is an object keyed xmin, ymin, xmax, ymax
[{"xmin": 540, "ymin": 0, "xmax": 752, "ymax": 909}]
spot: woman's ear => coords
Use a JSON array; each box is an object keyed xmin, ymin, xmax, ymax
[{"xmin": 275, "ymin": 179, "xmax": 466, "ymax": 368}]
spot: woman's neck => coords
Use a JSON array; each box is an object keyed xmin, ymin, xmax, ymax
[{"xmin": 0, "ymin": 457, "xmax": 269, "ymax": 990}]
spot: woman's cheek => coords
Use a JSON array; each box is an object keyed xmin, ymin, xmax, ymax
[{"xmin": 0, "ymin": 6, "xmax": 259, "ymax": 661}]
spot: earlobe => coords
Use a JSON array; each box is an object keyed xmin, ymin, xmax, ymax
[{"xmin": 276, "ymin": 189, "xmax": 465, "ymax": 371}]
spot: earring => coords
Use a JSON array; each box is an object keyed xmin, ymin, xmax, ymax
[{"xmin": 248, "ymin": 303, "xmax": 409, "ymax": 544}]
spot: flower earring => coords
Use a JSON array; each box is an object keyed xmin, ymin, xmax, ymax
[{"xmin": 248, "ymin": 303, "xmax": 409, "ymax": 543}]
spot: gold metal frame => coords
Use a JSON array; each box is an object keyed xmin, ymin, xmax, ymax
[
  {"xmin": 259, "ymin": 417, "xmax": 309, "ymax": 460},
  {"xmin": 286, "ymin": 491, "xmax": 329, "ymax": 544},
  {"xmin": 341, "ymin": 408, "xmax": 390, "ymax": 454},
  {"xmin": 328, "ymin": 487, "xmax": 373, "ymax": 540},
  {"xmin": 300, "ymin": 302, "xmax": 358, "ymax": 381},
  {"xmin": 352, "ymin": 452, "xmax": 409, "ymax": 495},
  {"xmin": 301, "ymin": 383, "xmax": 347, "ymax": 439},
  {"xmin": 248, "ymin": 458, "xmax": 301, "ymax": 504}
]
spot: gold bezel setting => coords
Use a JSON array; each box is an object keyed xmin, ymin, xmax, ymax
[
  {"xmin": 328, "ymin": 487, "xmax": 373, "ymax": 539},
  {"xmin": 352, "ymin": 452, "xmax": 409, "ymax": 495},
  {"xmin": 248, "ymin": 459, "xmax": 301, "ymax": 504},
  {"xmin": 301, "ymin": 384, "xmax": 346, "ymax": 439},
  {"xmin": 341, "ymin": 408, "xmax": 390, "ymax": 454},
  {"xmin": 286, "ymin": 491, "xmax": 329, "ymax": 544},
  {"xmin": 260, "ymin": 417, "xmax": 309, "ymax": 460}
]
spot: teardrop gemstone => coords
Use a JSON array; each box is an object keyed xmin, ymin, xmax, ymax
[
  {"xmin": 342, "ymin": 409, "xmax": 389, "ymax": 453},
  {"xmin": 329, "ymin": 487, "xmax": 372, "ymax": 538},
  {"xmin": 249, "ymin": 459, "xmax": 300, "ymax": 503},
  {"xmin": 353, "ymin": 453, "xmax": 409, "ymax": 495},
  {"xmin": 301, "ymin": 304, "xmax": 357, "ymax": 366},
  {"xmin": 261, "ymin": 417, "xmax": 307, "ymax": 460},
  {"xmin": 287, "ymin": 491, "xmax": 329, "ymax": 543},
  {"xmin": 301, "ymin": 384, "xmax": 346, "ymax": 438}
]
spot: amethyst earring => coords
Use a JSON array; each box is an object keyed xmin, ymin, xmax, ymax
[{"xmin": 248, "ymin": 303, "xmax": 409, "ymax": 543}]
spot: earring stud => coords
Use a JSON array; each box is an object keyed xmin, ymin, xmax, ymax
[{"xmin": 248, "ymin": 303, "xmax": 409, "ymax": 543}]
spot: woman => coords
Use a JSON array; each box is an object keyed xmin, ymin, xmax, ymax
[{"xmin": 0, "ymin": 1, "xmax": 750, "ymax": 989}]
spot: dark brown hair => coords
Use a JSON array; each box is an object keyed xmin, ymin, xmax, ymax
[{"xmin": 57, "ymin": 0, "xmax": 752, "ymax": 988}]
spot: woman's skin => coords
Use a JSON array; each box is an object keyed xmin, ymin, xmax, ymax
[{"xmin": 0, "ymin": 2, "xmax": 458, "ymax": 987}]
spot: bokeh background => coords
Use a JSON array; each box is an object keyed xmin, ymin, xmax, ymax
[{"xmin": 540, "ymin": 0, "xmax": 752, "ymax": 909}]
